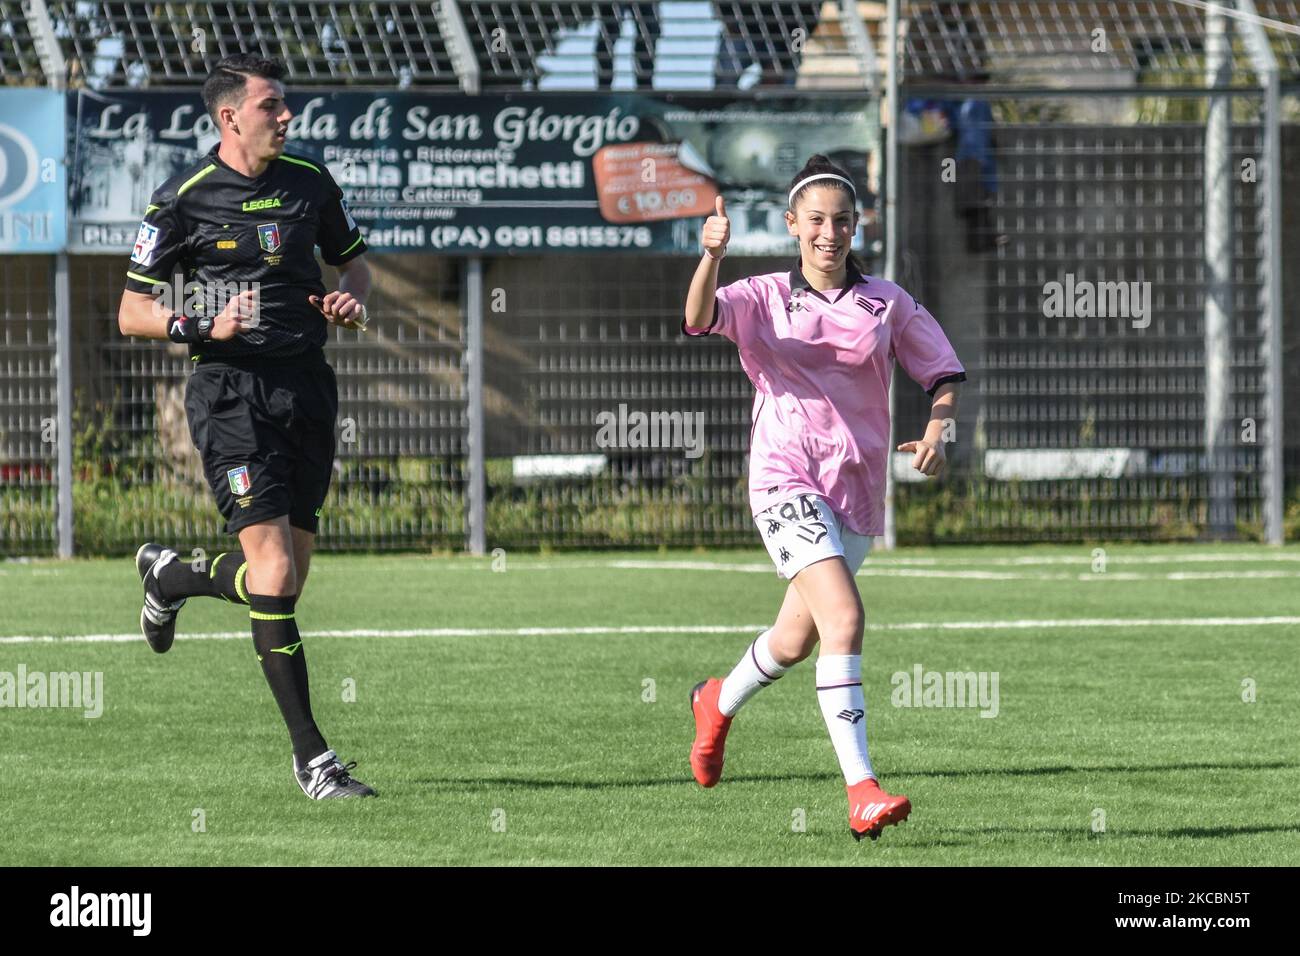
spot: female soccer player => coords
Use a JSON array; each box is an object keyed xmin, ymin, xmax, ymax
[{"xmin": 682, "ymin": 155, "xmax": 965, "ymax": 841}]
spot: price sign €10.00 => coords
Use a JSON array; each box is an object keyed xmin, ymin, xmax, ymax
[{"xmin": 592, "ymin": 142, "xmax": 717, "ymax": 224}]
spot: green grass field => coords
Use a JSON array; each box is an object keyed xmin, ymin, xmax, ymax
[{"xmin": 2, "ymin": 544, "xmax": 1298, "ymax": 866}]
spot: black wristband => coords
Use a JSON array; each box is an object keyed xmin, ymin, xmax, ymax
[{"xmin": 166, "ymin": 314, "xmax": 212, "ymax": 345}]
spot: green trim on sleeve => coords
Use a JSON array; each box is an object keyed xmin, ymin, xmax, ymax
[
  {"xmin": 177, "ymin": 164, "xmax": 217, "ymax": 195},
  {"xmin": 126, "ymin": 271, "xmax": 165, "ymax": 286},
  {"xmin": 277, "ymin": 155, "xmax": 321, "ymax": 173},
  {"xmin": 337, "ymin": 235, "xmax": 364, "ymax": 257}
]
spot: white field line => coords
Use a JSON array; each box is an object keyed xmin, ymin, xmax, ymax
[
  {"xmin": 8, "ymin": 551, "xmax": 1300, "ymax": 576},
  {"xmin": 0, "ymin": 625, "xmax": 772, "ymax": 645},
  {"xmin": 3, "ymin": 616, "xmax": 1299, "ymax": 645},
  {"xmin": 6, "ymin": 559, "xmax": 1299, "ymax": 587},
  {"xmin": 603, "ymin": 560, "xmax": 1300, "ymax": 581},
  {"xmin": 942, "ymin": 552, "xmax": 1300, "ymax": 566},
  {"xmin": 372, "ymin": 552, "xmax": 1300, "ymax": 572}
]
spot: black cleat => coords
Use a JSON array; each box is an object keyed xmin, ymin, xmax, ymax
[
  {"xmin": 294, "ymin": 750, "xmax": 377, "ymax": 800},
  {"xmin": 136, "ymin": 543, "xmax": 186, "ymax": 653}
]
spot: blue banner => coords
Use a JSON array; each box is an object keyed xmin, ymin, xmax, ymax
[{"xmin": 0, "ymin": 89, "xmax": 66, "ymax": 253}]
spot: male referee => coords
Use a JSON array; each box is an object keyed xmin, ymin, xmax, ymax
[{"xmin": 117, "ymin": 54, "xmax": 374, "ymax": 799}]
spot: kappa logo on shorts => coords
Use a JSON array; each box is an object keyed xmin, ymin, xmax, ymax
[
  {"xmin": 257, "ymin": 222, "xmax": 281, "ymax": 253},
  {"xmin": 227, "ymin": 465, "xmax": 252, "ymax": 496}
]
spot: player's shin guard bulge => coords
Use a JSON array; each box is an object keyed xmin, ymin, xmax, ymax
[
  {"xmin": 689, "ymin": 678, "xmax": 733, "ymax": 787},
  {"xmin": 248, "ymin": 592, "xmax": 328, "ymax": 766},
  {"xmin": 209, "ymin": 550, "xmax": 250, "ymax": 605}
]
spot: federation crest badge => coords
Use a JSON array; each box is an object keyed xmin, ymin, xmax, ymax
[
  {"xmin": 257, "ymin": 222, "xmax": 281, "ymax": 253},
  {"xmin": 227, "ymin": 465, "xmax": 252, "ymax": 496}
]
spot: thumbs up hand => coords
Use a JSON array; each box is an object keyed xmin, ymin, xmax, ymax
[{"xmin": 702, "ymin": 194, "xmax": 730, "ymax": 260}]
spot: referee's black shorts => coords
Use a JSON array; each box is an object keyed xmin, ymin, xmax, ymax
[{"xmin": 184, "ymin": 348, "xmax": 338, "ymax": 536}]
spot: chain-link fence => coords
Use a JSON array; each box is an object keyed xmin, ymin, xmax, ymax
[
  {"xmin": 892, "ymin": 93, "xmax": 1280, "ymax": 542},
  {"xmin": 482, "ymin": 254, "xmax": 760, "ymax": 549},
  {"xmin": 24, "ymin": 257, "xmax": 467, "ymax": 556},
  {"xmin": 0, "ymin": 257, "xmax": 57, "ymax": 554},
  {"xmin": 24, "ymin": 2, "xmax": 1300, "ymax": 91}
]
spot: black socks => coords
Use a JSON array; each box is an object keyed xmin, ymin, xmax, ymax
[
  {"xmin": 210, "ymin": 551, "xmax": 250, "ymax": 605},
  {"xmin": 248, "ymin": 592, "xmax": 327, "ymax": 765},
  {"xmin": 152, "ymin": 548, "xmax": 327, "ymax": 764},
  {"xmin": 155, "ymin": 550, "xmax": 249, "ymax": 605}
]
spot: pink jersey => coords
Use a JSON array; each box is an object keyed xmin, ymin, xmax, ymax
[{"xmin": 685, "ymin": 260, "xmax": 965, "ymax": 535}]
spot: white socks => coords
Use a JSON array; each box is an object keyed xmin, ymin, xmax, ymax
[
  {"xmin": 718, "ymin": 629, "xmax": 789, "ymax": 716},
  {"xmin": 718, "ymin": 639, "xmax": 877, "ymax": 786},
  {"xmin": 815, "ymin": 655, "xmax": 875, "ymax": 785}
]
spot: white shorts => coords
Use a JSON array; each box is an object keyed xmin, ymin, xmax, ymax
[{"xmin": 753, "ymin": 493, "xmax": 872, "ymax": 580}]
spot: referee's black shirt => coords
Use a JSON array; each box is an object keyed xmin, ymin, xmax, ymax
[{"xmin": 124, "ymin": 144, "xmax": 367, "ymax": 362}]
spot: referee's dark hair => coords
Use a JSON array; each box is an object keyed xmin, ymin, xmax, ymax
[
  {"xmin": 788, "ymin": 154, "xmax": 866, "ymax": 274},
  {"xmin": 202, "ymin": 53, "xmax": 288, "ymax": 122}
]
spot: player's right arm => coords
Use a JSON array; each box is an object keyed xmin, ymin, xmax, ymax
[
  {"xmin": 117, "ymin": 193, "xmax": 255, "ymax": 343},
  {"xmin": 117, "ymin": 288, "xmax": 172, "ymax": 339},
  {"xmin": 684, "ymin": 196, "xmax": 729, "ymax": 331}
]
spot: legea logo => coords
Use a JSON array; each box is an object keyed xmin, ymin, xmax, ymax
[{"xmin": 0, "ymin": 122, "xmax": 40, "ymax": 210}]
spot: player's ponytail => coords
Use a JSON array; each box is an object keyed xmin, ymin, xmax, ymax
[{"xmin": 788, "ymin": 154, "xmax": 866, "ymax": 276}]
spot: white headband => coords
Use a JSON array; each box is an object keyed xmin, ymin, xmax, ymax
[{"xmin": 789, "ymin": 173, "xmax": 856, "ymax": 206}]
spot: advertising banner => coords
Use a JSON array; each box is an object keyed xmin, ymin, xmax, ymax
[
  {"xmin": 68, "ymin": 90, "xmax": 877, "ymax": 255},
  {"xmin": 0, "ymin": 89, "xmax": 66, "ymax": 253}
]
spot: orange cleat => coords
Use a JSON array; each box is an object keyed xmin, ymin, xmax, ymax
[
  {"xmin": 847, "ymin": 777, "xmax": 911, "ymax": 842},
  {"xmin": 689, "ymin": 679, "xmax": 733, "ymax": 788}
]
